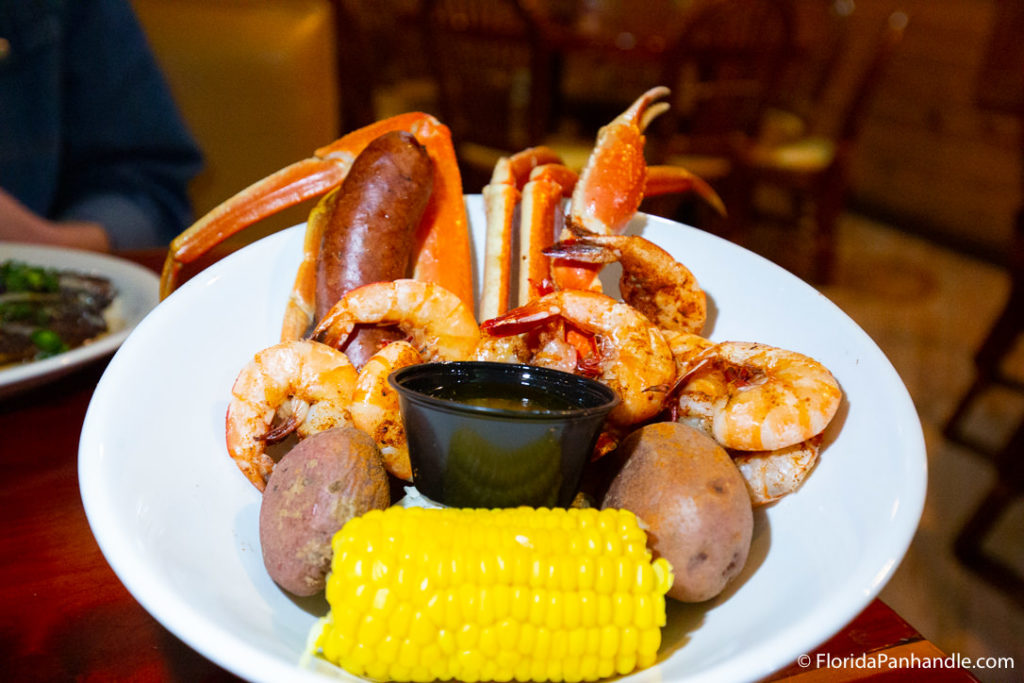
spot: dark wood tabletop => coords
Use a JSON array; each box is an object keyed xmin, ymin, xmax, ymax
[{"xmin": 0, "ymin": 248, "xmax": 979, "ymax": 682}]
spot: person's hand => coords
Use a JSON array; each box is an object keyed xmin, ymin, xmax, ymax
[{"xmin": 0, "ymin": 188, "xmax": 110, "ymax": 252}]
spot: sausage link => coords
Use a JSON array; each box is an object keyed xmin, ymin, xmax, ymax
[{"xmin": 315, "ymin": 130, "xmax": 434, "ymax": 367}]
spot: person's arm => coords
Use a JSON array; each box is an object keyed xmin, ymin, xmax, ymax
[
  {"xmin": 56, "ymin": 0, "xmax": 202, "ymax": 249},
  {"xmin": 0, "ymin": 188, "xmax": 110, "ymax": 252}
]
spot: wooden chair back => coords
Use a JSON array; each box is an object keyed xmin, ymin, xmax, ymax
[
  {"xmin": 420, "ymin": 0, "xmax": 554, "ymax": 154},
  {"xmin": 772, "ymin": 0, "xmax": 856, "ymax": 132},
  {"xmin": 834, "ymin": 11, "xmax": 907, "ymax": 147},
  {"xmin": 659, "ymin": 0, "xmax": 797, "ymax": 156}
]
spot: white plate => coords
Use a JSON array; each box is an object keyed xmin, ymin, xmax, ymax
[
  {"xmin": 79, "ymin": 196, "xmax": 926, "ymax": 683},
  {"xmin": 0, "ymin": 243, "xmax": 160, "ymax": 399}
]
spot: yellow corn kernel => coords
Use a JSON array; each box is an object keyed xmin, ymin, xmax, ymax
[
  {"xmin": 578, "ymin": 590, "xmax": 598, "ymax": 627},
  {"xmin": 511, "ymin": 584, "xmax": 531, "ymax": 622},
  {"xmin": 640, "ymin": 627, "xmax": 662, "ymax": 659},
  {"xmin": 529, "ymin": 588, "xmax": 548, "ymax": 626},
  {"xmin": 479, "ymin": 624, "xmax": 499, "ymax": 657},
  {"xmin": 496, "ymin": 617, "xmax": 519, "ymax": 651},
  {"xmin": 613, "ymin": 593, "xmax": 634, "ymax": 628},
  {"xmin": 563, "ymin": 593, "xmax": 581, "ymax": 630},
  {"xmin": 563, "ymin": 656, "xmax": 582, "ymax": 683},
  {"xmin": 436, "ymin": 627, "xmax": 456, "ymax": 656},
  {"xmin": 616, "ymin": 652, "xmax": 638, "ymax": 676},
  {"xmin": 492, "ymin": 583, "xmax": 511, "ymax": 621},
  {"xmin": 316, "ymin": 506, "xmax": 673, "ymax": 682},
  {"xmin": 620, "ymin": 625, "xmax": 639, "ymax": 654},
  {"xmin": 518, "ymin": 621, "xmax": 537, "ymax": 656},
  {"xmin": 358, "ymin": 612, "xmax": 387, "ymax": 645},
  {"xmin": 533, "ymin": 625, "xmax": 552, "ymax": 661},
  {"xmin": 594, "ymin": 555, "xmax": 615, "ymax": 593},
  {"xmin": 548, "ymin": 591, "xmax": 564, "ymax": 630},
  {"xmin": 478, "ymin": 586, "xmax": 497, "ymax": 625},
  {"xmin": 409, "ymin": 610, "xmax": 435, "ymax": 646},
  {"xmin": 579, "ymin": 655, "xmax": 598, "ymax": 680},
  {"xmin": 376, "ymin": 634, "xmax": 401, "ymax": 665},
  {"xmin": 567, "ymin": 627, "xmax": 587, "ymax": 657},
  {"xmin": 456, "ymin": 622, "xmax": 480, "ymax": 650},
  {"xmin": 634, "ymin": 593, "xmax": 653, "ymax": 630}
]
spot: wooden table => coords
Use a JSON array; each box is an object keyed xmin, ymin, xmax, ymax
[{"xmin": 0, "ymin": 249, "xmax": 979, "ymax": 682}]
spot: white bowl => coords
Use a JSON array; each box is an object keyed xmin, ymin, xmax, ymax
[{"xmin": 79, "ymin": 195, "xmax": 926, "ymax": 682}]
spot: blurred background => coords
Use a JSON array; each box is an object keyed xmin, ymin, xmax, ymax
[{"xmin": 129, "ymin": 0, "xmax": 1022, "ymax": 679}]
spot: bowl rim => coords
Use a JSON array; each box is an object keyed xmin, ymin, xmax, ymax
[{"xmin": 389, "ymin": 360, "xmax": 621, "ymax": 420}]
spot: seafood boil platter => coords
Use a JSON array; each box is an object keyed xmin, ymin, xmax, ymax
[{"xmin": 80, "ymin": 89, "xmax": 926, "ymax": 682}]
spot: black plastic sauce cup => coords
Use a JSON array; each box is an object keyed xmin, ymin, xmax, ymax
[{"xmin": 389, "ymin": 361, "xmax": 619, "ymax": 509}]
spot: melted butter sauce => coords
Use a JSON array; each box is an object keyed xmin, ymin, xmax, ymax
[{"xmin": 433, "ymin": 382, "xmax": 577, "ymax": 413}]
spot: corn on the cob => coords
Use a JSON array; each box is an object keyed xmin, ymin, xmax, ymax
[{"xmin": 314, "ymin": 506, "xmax": 674, "ymax": 682}]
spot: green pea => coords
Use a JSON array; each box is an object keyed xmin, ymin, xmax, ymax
[{"xmin": 31, "ymin": 328, "xmax": 68, "ymax": 356}]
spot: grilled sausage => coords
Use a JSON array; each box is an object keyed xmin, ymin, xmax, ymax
[{"xmin": 315, "ymin": 130, "xmax": 434, "ymax": 367}]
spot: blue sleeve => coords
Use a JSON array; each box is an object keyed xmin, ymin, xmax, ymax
[{"xmin": 55, "ymin": 0, "xmax": 203, "ymax": 248}]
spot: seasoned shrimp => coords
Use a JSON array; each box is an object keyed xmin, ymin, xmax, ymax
[
  {"xmin": 312, "ymin": 279, "xmax": 480, "ymax": 362},
  {"xmin": 225, "ymin": 340, "xmax": 358, "ymax": 490},
  {"xmin": 675, "ymin": 341, "xmax": 841, "ymax": 451},
  {"xmin": 473, "ymin": 332, "xmax": 530, "ymax": 364},
  {"xmin": 732, "ymin": 435, "xmax": 822, "ymax": 506},
  {"xmin": 660, "ymin": 329, "xmax": 714, "ymax": 376},
  {"xmin": 544, "ymin": 230, "xmax": 707, "ymax": 334},
  {"xmin": 349, "ymin": 341, "xmax": 422, "ymax": 481},
  {"xmin": 481, "ymin": 290, "xmax": 677, "ymax": 426}
]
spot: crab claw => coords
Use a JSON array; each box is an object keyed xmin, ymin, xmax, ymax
[{"xmin": 569, "ymin": 86, "xmax": 671, "ymax": 236}]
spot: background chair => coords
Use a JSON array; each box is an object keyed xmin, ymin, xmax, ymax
[
  {"xmin": 132, "ymin": 0, "xmax": 345, "ymax": 246},
  {"xmin": 943, "ymin": 0, "xmax": 1024, "ymax": 607},
  {"xmin": 650, "ymin": 0, "xmax": 797, "ymax": 237},
  {"xmin": 944, "ymin": 205, "xmax": 1024, "ymax": 608},
  {"xmin": 731, "ymin": 10, "xmax": 909, "ymax": 283},
  {"xmin": 419, "ymin": 0, "xmax": 556, "ymax": 191},
  {"xmin": 758, "ymin": 0, "xmax": 856, "ymax": 148}
]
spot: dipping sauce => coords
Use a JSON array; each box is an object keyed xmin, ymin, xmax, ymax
[
  {"xmin": 433, "ymin": 383, "xmax": 578, "ymax": 413},
  {"xmin": 389, "ymin": 362, "xmax": 619, "ymax": 508}
]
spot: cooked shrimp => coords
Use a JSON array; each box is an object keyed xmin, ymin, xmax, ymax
[
  {"xmin": 349, "ymin": 341, "xmax": 422, "ymax": 481},
  {"xmin": 225, "ymin": 339, "xmax": 358, "ymax": 490},
  {"xmin": 312, "ymin": 279, "xmax": 480, "ymax": 362},
  {"xmin": 675, "ymin": 341, "xmax": 841, "ymax": 451},
  {"xmin": 660, "ymin": 329, "xmax": 714, "ymax": 376},
  {"xmin": 732, "ymin": 435, "xmax": 822, "ymax": 506},
  {"xmin": 473, "ymin": 331, "xmax": 531, "ymax": 364},
  {"xmin": 544, "ymin": 231, "xmax": 707, "ymax": 334},
  {"xmin": 475, "ymin": 319, "xmax": 581, "ymax": 373},
  {"xmin": 481, "ymin": 290, "xmax": 677, "ymax": 426}
]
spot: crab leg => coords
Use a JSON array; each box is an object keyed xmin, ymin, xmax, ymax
[
  {"xmin": 517, "ymin": 164, "xmax": 579, "ymax": 306},
  {"xmin": 280, "ymin": 195, "xmax": 331, "ymax": 341},
  {"xmin": 479, "ymin": 147, "xmax": 568, "ymax": 319},
  {"xmin": 405, "ymin": 116, "xmax": 474, "ymax": 310},
  {"xmin": 159, "ymin": 112, "xmax": 468, "ymax": 300},
  {"xmin": 480, "ymin": 159, "xmax": 519, "ymax": 320},
  {"xmin": 483, "ymin": 89, "xmax": 727, "ymax": 314},
  {"xmin": 646, "ymin": 165, "xmax": 727, "ymax": 217},
  {"xmin": 501, "ymin": 147, "xmax": 566, "ymax": 190}
]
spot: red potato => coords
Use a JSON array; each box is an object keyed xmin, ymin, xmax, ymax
[
  {"xmin": 259, "ymin": 426, "xmax": 390, "ymax": 596},
  {"xmin": 603, "ymin": 422, "xmax": 753, "ymax": 602}
]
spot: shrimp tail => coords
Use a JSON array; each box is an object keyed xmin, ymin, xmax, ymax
[
  {"xmin": 480, "ymin": 303, "xmax": 559, "ymax": 337},
  {"xmin": 542, "ymin": 240, "xmax": 618, "ymax": 265}
]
